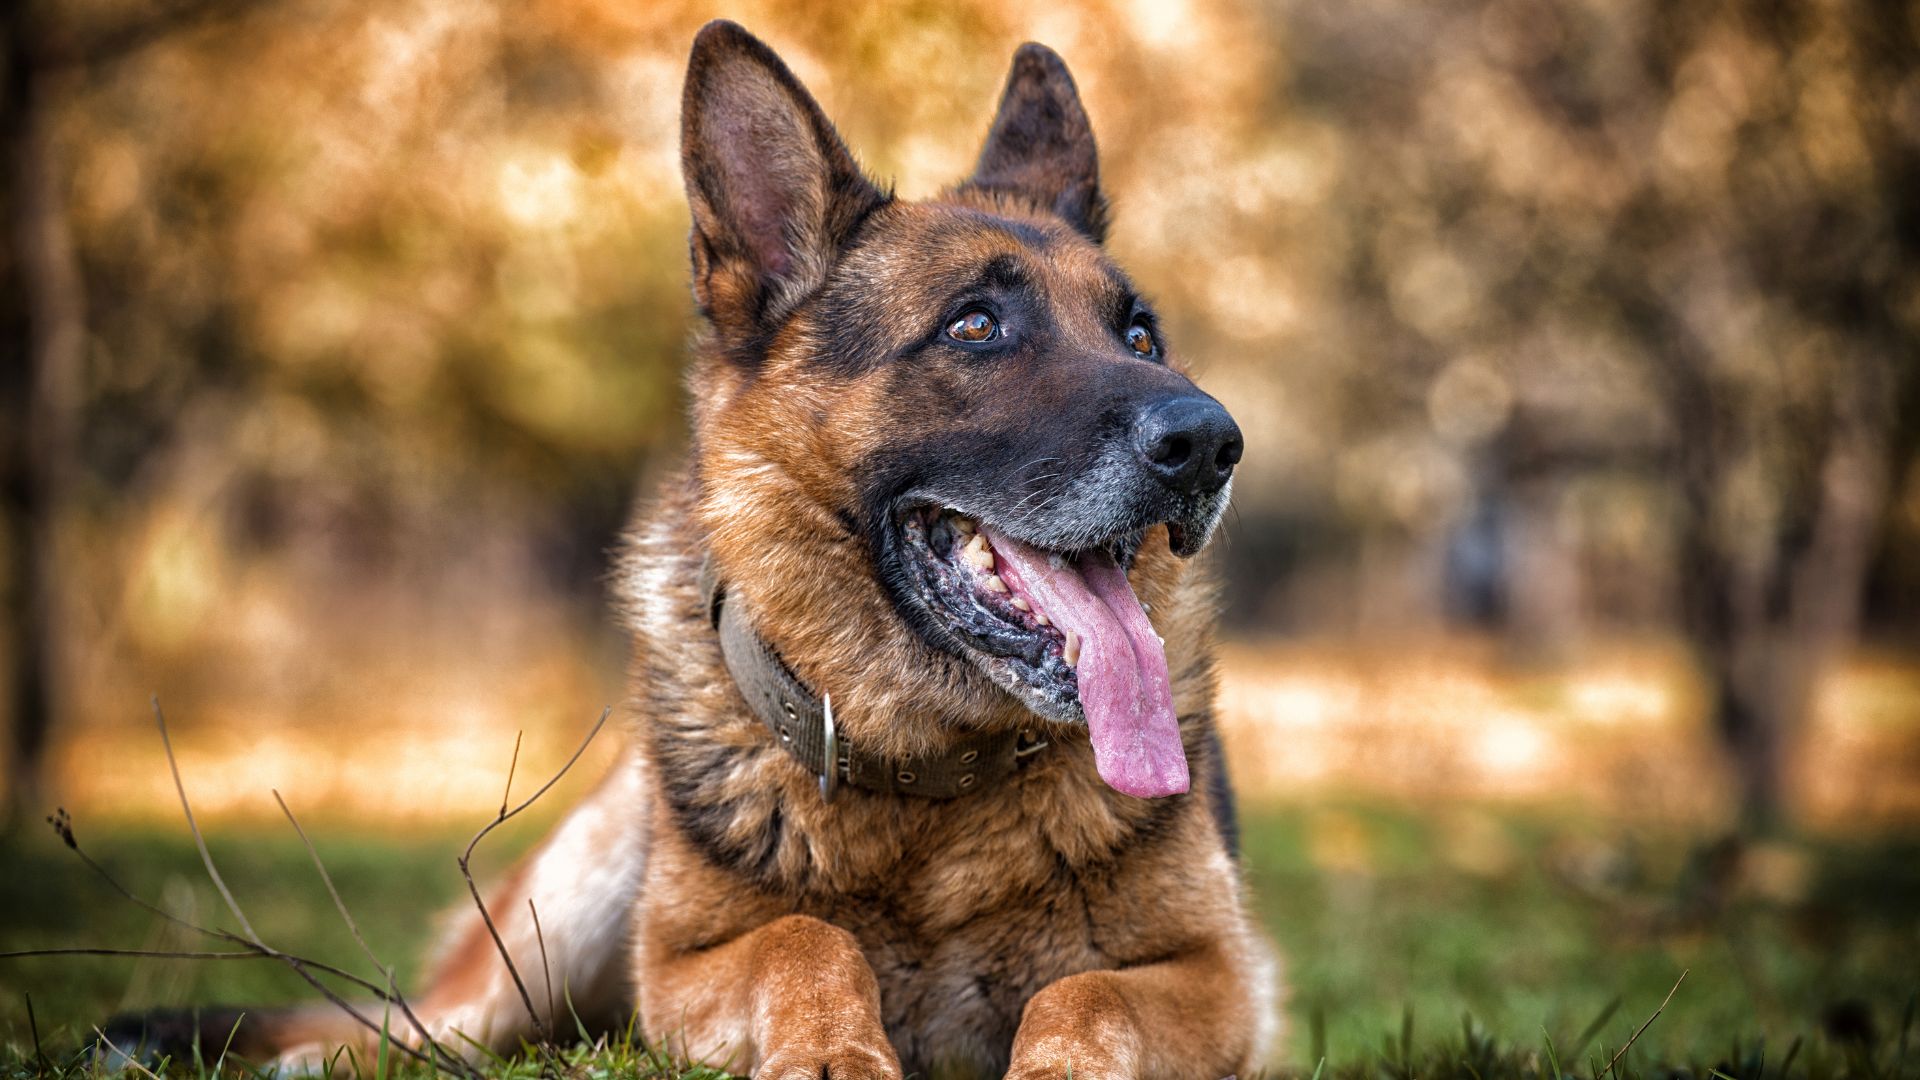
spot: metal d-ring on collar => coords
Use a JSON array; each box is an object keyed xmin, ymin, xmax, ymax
[
  {"xmin": 698, "ymin": 554, "xmax": 1047, "ymax": 801},
  {"xmin": 819, "ymin": 692, "xmax": 837, "ymax": 804}
]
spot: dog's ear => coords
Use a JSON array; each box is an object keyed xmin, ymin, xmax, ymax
[
  {"xmin": 681, "ymin": 21, "xmax": 888, "ymax": 338},
  {"xmin": 964, "ymin": 43, "xmax": 1107, "ymax": 243}
]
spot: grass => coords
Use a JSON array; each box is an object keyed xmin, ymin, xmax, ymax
[
  {"xmin": 2, "ymin": 802, "xmax": 1917, "ymax": 1077},
  {"xmin": 1240, "ymin": 805, "xmax": 1920, "ymax": 1061}
]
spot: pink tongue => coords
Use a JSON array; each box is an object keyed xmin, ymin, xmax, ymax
[{"xmin": 979, "ymin": 527, "xmax": 1189, "ymax": 799}]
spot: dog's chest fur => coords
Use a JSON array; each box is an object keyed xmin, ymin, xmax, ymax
[
  {"xmin": 634, "ymin": 757, "xmax": 1227, "ymax": 1076},
  {"xmin": 617, "ymin": 482, "xmax": 1236, "ymax": 1074}
]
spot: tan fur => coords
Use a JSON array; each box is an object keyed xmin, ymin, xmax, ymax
[{"xmin": 189, "ymin": 22, "xmax": 1280, "ymax": 1079}]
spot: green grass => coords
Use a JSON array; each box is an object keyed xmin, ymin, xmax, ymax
[
  {"xmin": 2, "ymin": 803, "xmax": 1917, "ymax": 1077},
  {"xmin": 1239, "ymin": 805, "xmax": 1920, "ymax": 1061}
]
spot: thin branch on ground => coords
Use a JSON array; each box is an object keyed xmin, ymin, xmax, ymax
[
  {"xmin": 152, "ymin": 697, "xmax": 258, "ymax": 941},
  {"xmin": 31, "ymin": 808, "xmax": 429, "ymax": 1008},
  {"xmin": 44, "ymin": 807, "xmax": 222, "ymax": 942},
  {"xmin": 501, "ymin": 731, "xmax": 524, "ymax": 818},
  {"xmin": 2, "ymin": 947, "xmax": 274, "ymax": 962},
  {"xmin": 7, "ymin": 699, "xmax": 609, "ymax": 1074},
  {"xmin": 146, "ymin": 696, "xmax": 448, "ymax": 1073},
  {"xmin": 272, "ymin": 790, "xmax": 387, "ymax": 976},
  {"xmin": 1603, "ymin": 969, "xmax": 1688, "ymax": 1080},
  {"xmin": 93, "ymin": 1026, "xmax": 163, "ymax": 1080},
  {"xmin": 25, "ymin": 992, "xmax": 49, "ymax": 1073},
  {"xmin": 456, "ymin": 707, "xmax": 612, "ymax": 1047},
  {"xmin": 274, "ymin": 788, "xmax": 475, "ymax": 1078},
  {"xmin": 530, "ymin": 898, "xmax": 556, "ymax": 1029}
]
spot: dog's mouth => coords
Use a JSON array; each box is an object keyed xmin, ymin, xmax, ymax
[{"xmin": 894, "ymin": 505, "xmax": 1189, "ymax": 798}]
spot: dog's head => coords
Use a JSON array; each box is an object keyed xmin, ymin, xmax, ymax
[{"xmin": 679, "ymin": 21, "xmax": 1241, "ymax": 797}]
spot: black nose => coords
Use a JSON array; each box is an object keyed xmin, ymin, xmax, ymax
[{"xmin": 1134, "ymin": 395, "xmax": 1242, "ymax": 497}]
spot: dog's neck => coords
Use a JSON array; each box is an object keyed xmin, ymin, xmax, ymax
[{"xmin": 699, "ymin": 554, "xmax": 1052, "ymax": 800}]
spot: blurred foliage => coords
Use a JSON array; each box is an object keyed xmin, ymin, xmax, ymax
[
  {"xmin": 19, "ymin": 0, "xmax": 1918, "ymax": 626},
  {"xmin": 1, "ymin": 0, "xmax": 1916, "ymax": 812}
]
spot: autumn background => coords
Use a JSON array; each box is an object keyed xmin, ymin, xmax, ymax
[{"xmin": 2, "ymin": 0, "xmax": 1918, "ymax": 1071}]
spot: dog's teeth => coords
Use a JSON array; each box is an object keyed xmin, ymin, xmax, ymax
[
  {"xmin": 961, "ymin": 533, "xmax": 994, "ymax": 571},
  {"xmin": 1034, "ymin": 613, "xmax": 1050, "ymax": 627},
  {"xmin": 1063, "ymin": 630, "xmax": 1081, "ymax": 667},
  {"xmin": 984, "ymin": 574, "xmax": 1008, "ymax": 594},
  {"xmin": 952, "ymin": 516, "xmax": 976, "ymax": 535},
  {"xmin": 1011, "ymin": 596, "xmax": 1031, "ymax": 612}
]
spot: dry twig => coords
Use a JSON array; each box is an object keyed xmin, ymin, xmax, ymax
[
  {"xmin": 1603, "ymin": 969, "xmax": 1689, "ymax": 1079},
  {"xmin": 148, "ymin": 697, "xmax": 469, "ymax": 1074},
  {"xmin": 2, "ymin": 947, "xmax": 271, "ymax": 962},
  {"xmin": 7, "ymin": 698, "xmax": 610, "ymax": 1075},
  {"xmin": 274, "ymin": 788, "xmax": 472, "ymax": 1076},
  {"xmin": 25, "ymin": 992, "xmax": 49, "ymax": 1073},
  {"xmin": 455, "ymin": 707, "xmax": 612, "ymax": 1046},
  {"xmin": 530, "ymin": 898, "xmax": 556, "ymax": 1029},
  {"xmin": 94, "ymin": 1026, "xmax": 163, "ymax": 1080},
  {"xmin": 30, "ymin": 810, "xmax": 426, "ymax": 1007}
]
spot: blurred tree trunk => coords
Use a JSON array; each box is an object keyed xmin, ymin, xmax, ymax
[
  {"xmin": 1634, "ymin": 275, "xmax": 1900, "ymax": 832},
  {"xmin": 1615, "ymin": 0, "xmax": 1918, "ymax": 834},
  {"xmin": 2, "ymin": 0, "xmax": 258, "ymax": 827},
  {"xmin": 1674, "ymin": 381, "xmax": 1890, "ymax": 831},
  {"xmin": 1, "ymin": 5, "xmax": 83, "ymax": 828}
]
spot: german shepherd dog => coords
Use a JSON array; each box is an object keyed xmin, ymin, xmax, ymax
[{"xmin": 107, "ymin": 20, "xmax": 1279, "ymax": 1079}]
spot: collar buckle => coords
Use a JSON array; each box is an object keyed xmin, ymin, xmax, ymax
[{"xmin": 1014, "ymin": 729, "xmax": 1050, "ymax": 759}]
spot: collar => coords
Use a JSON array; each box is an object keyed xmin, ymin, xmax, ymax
[{"xmin": 698, "ymin": 556, "xmax": 1048, "ymax": 801}]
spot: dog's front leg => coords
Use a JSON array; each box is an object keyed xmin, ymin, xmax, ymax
[
  {"xmin": 1004, "ymin": 941, "xmax": 1264, "ymax": 1080},
  {"xmin": 643, "ymin": 914, "xmax": 902, "ymax": 1080}
]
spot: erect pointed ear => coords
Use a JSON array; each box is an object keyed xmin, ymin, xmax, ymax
[
  {"xmin": 681, "ymin": 21, "xmax": 889, "ymax": 338},
  {"xmin": 963, "ymin": 43, "xmax": 1107, "ymax": 243}
]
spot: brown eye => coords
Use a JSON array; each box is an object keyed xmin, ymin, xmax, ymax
[
  {"xmin": 947, "ymin": 310, "xmax": 998, "ymax": 343},
  {"xmin": 1125, "ymin": 321, "xmax": 1156, "ymax": 357}
]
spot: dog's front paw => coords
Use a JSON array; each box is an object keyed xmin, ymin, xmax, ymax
[
  {"xmin": 1005, "ymin": 972, "xmax": 1138, "ymax": 1080},
  {"xmin": 1004, "ymin": 1048, "xmax": 1126, "ymax": 1080},
  {"xmin": 755, "ymin": 1042, "xmax": 902, "ymax": 1080}
]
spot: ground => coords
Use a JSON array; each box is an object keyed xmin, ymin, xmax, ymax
[{"xmin": 2, "ymin": 801, "xmax": 1916, "ymax": 1077}]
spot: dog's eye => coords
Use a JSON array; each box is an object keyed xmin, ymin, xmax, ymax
[
  {"xmin": 947, "ymin": 310, "xmax": 998, "ymax": 344},
  {"xmin": 1125, "ymin": 321, "xmax": 1157, "ymax": 358}
]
